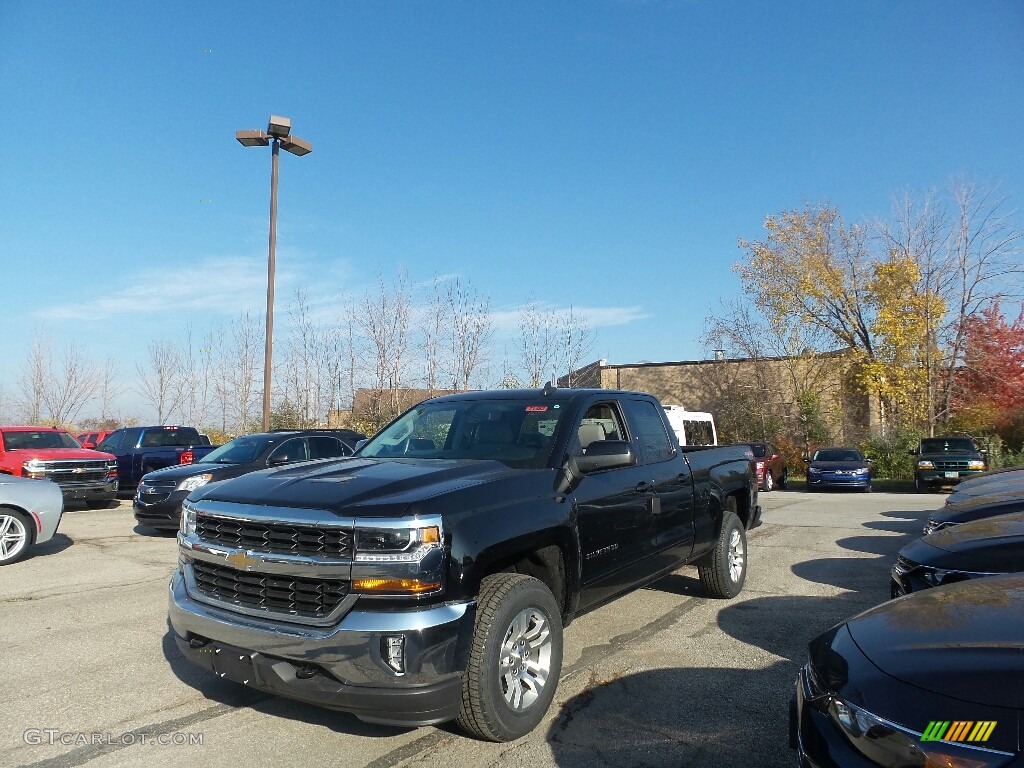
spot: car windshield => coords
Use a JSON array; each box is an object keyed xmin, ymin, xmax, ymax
[
  {"xmin": 200, "ymin": 436, "xmax": 277, "ymax": 464},
  {"xmin": 920, "ymin": 438, "xmax": 976, "ymax": 453},
  {"xmin": 813, "ymin": 449, "xmax": 863, "ymax": 462},
  {"xmin": 358, "ymin": 398, "xmax": 565, "ymax": 469},
  {"xmin": 2, "ymin": 431, "xmax": 81, "ymax": 450}
]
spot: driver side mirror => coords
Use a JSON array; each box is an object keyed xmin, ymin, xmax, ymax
[
  {"xmin": 354, "ymin": 439, "xmax": 368, "ymax": 451},
  {"xmin": 576, "ymin": 440, "xmax": 634, "ymax": 473}
]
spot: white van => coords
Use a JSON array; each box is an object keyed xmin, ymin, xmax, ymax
[{"xmin": 662, "ymin": 405, "xmax": 718, "ymax": 447}]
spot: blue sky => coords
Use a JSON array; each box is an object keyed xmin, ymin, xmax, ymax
[{"xmin": 1, "ymin": 1, "xmax": 1022, "ymax": 422}]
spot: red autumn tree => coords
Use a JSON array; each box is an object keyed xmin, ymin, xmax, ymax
[{"xmin": 952, "ymin": 302, "xmax": 1024, "ymax": 437}]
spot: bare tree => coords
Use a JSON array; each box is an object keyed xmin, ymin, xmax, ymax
[
  {"xmin": 41, "ymin": 345, "xmax": 101, "ymax": 424},
  {"xmin": 223, "ymin": 312, "xmax": 262, "ymax": 433},
  {"xmin": 359, "ymin": 274, "xmax": 412, "ymax": 423},
  {"xmin": 136, "ymin": 339, "xmax": 183, "ymax": 424},
  {"xmin": 419, "ymin": 282, "xmax": 448, "ymax": 396},
  {"xmin": 97, "ymin": 358, "xmax": 126, "ymax": 423},
  {"xmin": 16, "ymin": 331, "xmax": 49, "ymax": 423},
  {"xmin": 557, "ymin": 305, "xmax": 593, "ymax": 386},
  {"xmin": 177, "ymin": 327, "xmax": 215, "ymax": 428},
  {"xmin": 518, "ymin": 300, "xmax": 559, "ymax": 387},
  {"xmin": 444, "ymin": 278, "xmax": 494, "ymax": 391}
]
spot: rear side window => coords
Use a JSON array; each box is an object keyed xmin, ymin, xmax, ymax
[
  {"xmin": 309, "ymin": 436, "xmax": 352, "ymax": 459},
  {"xmin": 627, "ymin": 400, "xmax": 675, "ymax": 464},
  {"xmin": 268, "ymin": 438, "xmax": 310, "ymax": 464}
]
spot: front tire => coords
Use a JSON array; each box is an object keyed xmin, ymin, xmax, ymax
[
  {"xmin": 457, "ymin": 573, "xmax": 563, "ymax": 742},
  {"xmin": 698, "ymin": 503, "xmax": 747, "ymax": 599},
  {"xmin": 0, "ymin": 508, "xmax": 31, "ymax": 565}
]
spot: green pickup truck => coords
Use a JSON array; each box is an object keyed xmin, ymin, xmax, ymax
[{"xmin": 911, "ymin": 435, "xmax": 987, "ymax": 492}]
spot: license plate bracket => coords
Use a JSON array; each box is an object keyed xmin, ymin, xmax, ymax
[{"xmin": 213, "ymin": 649, "xmax": 261, "ymax": 686}]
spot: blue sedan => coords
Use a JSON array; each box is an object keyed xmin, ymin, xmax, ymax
[{"xmin": 805, "ymin": 447, "xmax": 872, "ymax": 492}]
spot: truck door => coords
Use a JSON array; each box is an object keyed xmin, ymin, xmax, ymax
[
  {"xmin": 624, "ymin": 398, "xmax": 696, "ymax": 566},
  {"xmin": 572, "ymin": 400, "xmax": 656, "ymax": 610}
]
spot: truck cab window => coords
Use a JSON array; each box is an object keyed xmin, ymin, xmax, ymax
[
  {"xmin": 627, "ymin": 400, "xmax": 675, "ymax": 463},
  {"xmin": 578, "ymin": 403, "xmax": 626, "ymax": 452}
]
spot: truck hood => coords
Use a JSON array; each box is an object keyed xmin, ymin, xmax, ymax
[
  {"xmin": 192, "ymin": 457, "xmax": 531, "ymax": 516},
  {"xmin": 8, "ymin": 448, "xmax": 116, "ymax": 461}
]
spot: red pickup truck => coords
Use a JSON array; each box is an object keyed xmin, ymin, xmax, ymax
[{"xmin": 0, "ymin": 426, "xmax": 119, "ymax": 508}]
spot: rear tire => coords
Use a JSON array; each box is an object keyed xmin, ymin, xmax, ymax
[
  {"xmin": 698, "ymin": 501, "xmax": 747, "ymax": 599},
  {"xmin": 457, "ymin": 573, "xmax": 563, "ymax": 742},
  {"xmin": 0, "ymin": 508, "xmax": 31, "ymax": 565}
]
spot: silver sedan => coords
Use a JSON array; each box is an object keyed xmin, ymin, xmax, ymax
[{"xmin": 0, "ymin": 475, "xmax": 64, "ymax": 565}]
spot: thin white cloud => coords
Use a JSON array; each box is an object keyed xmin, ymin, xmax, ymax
[{"xmin": 489, "ymin": 303, "xmax": 649, "ymax": 333}]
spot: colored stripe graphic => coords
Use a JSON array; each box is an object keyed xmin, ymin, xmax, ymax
[{"xmin": 920, "ymin": 720, "xmax": 996, "ymax": 743}]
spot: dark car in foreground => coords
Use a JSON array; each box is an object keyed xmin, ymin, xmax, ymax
[
  {"xmin": 946, "ymin": 466, "xmax": 1024, "ymax": 506},
  {"xmin": 924, "ymin": 489, "xmax": 1024, "ymax": 535},
  {"xmin": 792, "ymin": 574, "xmax": 1024, "ymax": 767},
  {"xmin": 913, "ymin": 435, "xmax": 987, "ymax": 492},
  {"xmin": 805, "ymin": 447, "xmax": 872, "ymax": 492},
  {"xmin": 892, "ymin": 512, "xmax": 1024, "ymax": 597},
  {"xmin": 738, "ymin": 441, "xmax": 787, "ymax": 491},
  {"xmin": 133, "ymin": 429, "xmax": 365, "ymax": 530}
]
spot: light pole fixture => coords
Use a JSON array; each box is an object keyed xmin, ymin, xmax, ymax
[{"xmin": 236, "ymin": 115, "xmax": 313, "ymax": 431}]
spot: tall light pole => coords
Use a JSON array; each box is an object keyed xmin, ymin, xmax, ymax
[{"xmin": 236, "ymin": 116, "xmax": 312, "ymax": 431}]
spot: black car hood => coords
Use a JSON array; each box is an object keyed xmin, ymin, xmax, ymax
[
  {"xmin": 142, "ymin": 462, "xmax": 241, "ymax": 482},
  {"xmin": 192, "ymin": 457, "xmax": 531, "ymax": 516},
  {"xmin": 847, "ymin": 574, "xmax": 1024, "ymax": 709},
  {"xmin": 901, "ymin": 514, "xmax": 1024, "ymax": 572}
]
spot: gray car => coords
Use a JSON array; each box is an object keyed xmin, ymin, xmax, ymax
[{"xmin": 0, "ymin": 474, "xmax": 64, "ymax": 565}]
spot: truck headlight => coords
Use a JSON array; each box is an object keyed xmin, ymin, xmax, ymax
[
  {"xmin": 180, "ymin": 500, "xmax": 197, "ymax": 535},
  {"xmin": 355, "ymin": 525, "xmax": 441, "ymax": 563},
  {"xmin": 177, "ymin": 474, "xmax": 212, "ymax": 493},
  {"xmin": 968, "ymin": 460, "xmax": 986, "ymax": 470},
  {"xmin": 22, "ymin": 459, "xmax": 46, "ymax": 479},
  {"xmin": 918, "ymin": 460, "xmax": 935, "ymax": 469}
]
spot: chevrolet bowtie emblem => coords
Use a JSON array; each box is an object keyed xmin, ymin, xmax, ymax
[{"xmin": 225, "ymin": 551, "xmax": 257, "ymax": 570}]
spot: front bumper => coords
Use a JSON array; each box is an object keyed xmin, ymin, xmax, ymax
[
  {"xmin": 133, "ymin": 490, "xmax": 188, "ymax": 529},
  {"xmin": 58, "ymin": 478, "xmax": 118, "ymax": 502},
  {"xmin": 917, "ymin": 469, "xmax": 985, "ymax": 488},
  {"xmin": 807, "ymin": 473, "xmax": 870, "ymax": 490},
  {"xmin": 168, "ymin": 569, "xmax": 474, "ymax": 726}
]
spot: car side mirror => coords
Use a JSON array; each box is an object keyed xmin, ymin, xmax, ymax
[
  {"xmin": 803, "ymin": 456, "xmax": 810, "ymax": 463},
  {"xmin": 576, "ymin": 440, "xmax": 634, "ymax": 473},
  {"xmin": 267, "ymin": 455, "xmax": 291, "ymax": 467},
  {"xmin": 354, "ymin": 439, "xmax": 368, "ymax": 451},
  {"xmin": 908, "ymin": 449, "xmax": 919, "ymax": 456}
]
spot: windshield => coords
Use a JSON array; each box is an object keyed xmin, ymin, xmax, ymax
[
  {"xmin": 358, "ymin": 398, "xmax": 565, "ymax": 468},
  {"xmin": 200, "ymin": 436, "xmax": 277, "ymax": 464},
  {"xmin": 920, "ymin": 438, "xmax": 976, "ymax": 453},
  {"xmin": 813, "ymin": 449, "xmax": 864, "ymax": 462},
  {"xmin": 2, "ymin": 430, "xmax": 81, "ymax": 450}
]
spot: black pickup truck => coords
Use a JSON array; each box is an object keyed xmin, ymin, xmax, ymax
[{"xmin": 168, "ymin": 387, "xmax": 760, "ymax": 741}]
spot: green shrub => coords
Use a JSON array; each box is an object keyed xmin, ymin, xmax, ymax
[{"xmin": 860, "ymin": 428, "xmax": 922, "ymax": 480}]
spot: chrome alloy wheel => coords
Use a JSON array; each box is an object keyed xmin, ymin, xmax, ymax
[
  {"xmin": 499, "ymin": 606, "xmax": 553, "ymax": 711},
  {"xmin": 728, "ymin": 528, "xmax": 745, "ymax": 583},
  {"xmin": 0, "ymin": 513, "xmax": 29, "ymax": 563}
]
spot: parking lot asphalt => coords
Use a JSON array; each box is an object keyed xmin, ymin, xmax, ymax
[{"xmin": 1, "ymin": 490, "xmax": 943, "ymax": 768}]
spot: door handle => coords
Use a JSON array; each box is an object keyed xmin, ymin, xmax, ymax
[{"xmin": 636, "ymin": 481, "xmax": 653, "ymax": 493}]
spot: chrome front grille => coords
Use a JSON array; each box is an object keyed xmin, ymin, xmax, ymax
[
  {"xmin": 191, "ymin": 560, "xmax": 349, "ymax": 619},
  {"xmin": 138, "ymin": 478, "xmax": 178, "ymax": 502},
  {"xmin": 196, "ymin": 513, "xmax": 353, "ymax": 558},
  {"xmin": 933, "ymin": 459, "xmax": 971, "ymax": 471},
  {"xmin": 38, "ymin": 460, "xmax": 110, "ymax": 485}
]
